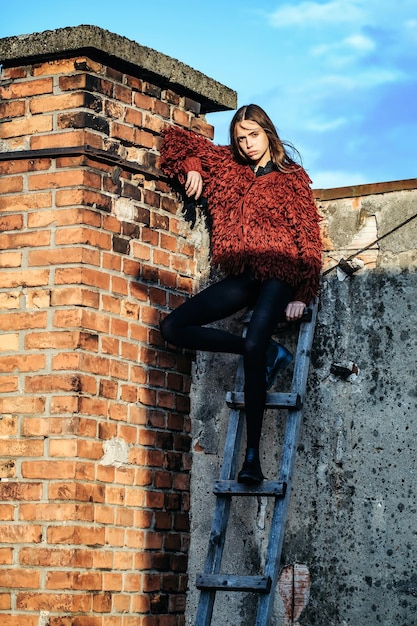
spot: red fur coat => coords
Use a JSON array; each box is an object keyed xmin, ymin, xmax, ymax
[{"xmin": 160, "ymin": 126, "xmax": 322, "ymax": 304}]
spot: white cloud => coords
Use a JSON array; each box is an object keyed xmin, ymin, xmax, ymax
[
  {"xmin": 290, "ymin": 67, "xmax": 405, "ymax": 105},
  {"xmin": 313, "ymin": 33, "xmax": 375, "ymax": 57},
  {"xmin": 268, "ymin": 1, "xmax": 364, "ymax": 28},
  {"xmin": 310, "ymin": 34, "xmax": 376, "ymax": 70},
  {"xmin": 404, "ymin": 19, "xmax": 417, "ymax": 45},
  {"xmin": 345, "ymin": 34, "xmax": 375, "ymax": 52},
  {"xmin": 348, "ymin": 68, "xmax": 406, "ymax": 88},
  {"xmin": 305, "ymin": 117, "xmax": 348, "ymax": 132},
  {"xmin": 404, "ymin": 19, "xmax": 417, "ymax": 30}
]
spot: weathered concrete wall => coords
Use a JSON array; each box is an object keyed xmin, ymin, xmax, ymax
[{"xmin": 186, "ymin": 183, "xmax": 417, "ymax": 625}]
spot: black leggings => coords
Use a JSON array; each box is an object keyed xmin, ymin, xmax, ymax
[{"xmin": 160, "ymin": 269, "xmax": 293, "ymax": 449}]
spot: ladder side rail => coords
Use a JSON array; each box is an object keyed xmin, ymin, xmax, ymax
[
  {"xmin": 195, "ymin": 500, "xmax": 232, "ymax": 626},
  {"xmin": 219, "ymin": 406, "xmax": 245, "ymax": 481},
  {"xmin": 289, "ymin": 298, "xmax": 319, "ymax": 406},
  {"xmin": 204, "ymin": 355, "xmax": 246, "ymax": 566},
  {"xmin": 256, "ymin": 407, "xmax": 303, "ymax": 626},
  {"xmin": 201, "ymin": 407, "xmax": 244, "ymax": 571},
  {"xmin": 195, "ymin": 356, "xmax": 246, "ymax": 626},
  {"xmin": 256, "ymin": 299, "xmax": 319, "ymax": 626}
]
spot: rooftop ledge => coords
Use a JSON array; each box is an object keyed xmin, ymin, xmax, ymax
[
  {"xmin": 0, "ymin": 24, "xmax": 237, "ymax": 114},
  {"xmin": 313, "ymin": 177, "xmax": 417, "ymax": 201}
]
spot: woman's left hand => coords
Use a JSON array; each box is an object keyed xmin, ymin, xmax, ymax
[{"xmin": 285, "ymin": 301, "xmax": 306, "ymax": 321}]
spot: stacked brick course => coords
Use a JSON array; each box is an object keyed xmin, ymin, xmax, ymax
[{"xmin": 0, "ymin": 43, "xmax": 219, "ymax": 625}]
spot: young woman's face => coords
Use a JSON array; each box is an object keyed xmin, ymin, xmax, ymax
[{"xmin": 234, "ymin": 120, "xmax": 271, "ymax": 168}]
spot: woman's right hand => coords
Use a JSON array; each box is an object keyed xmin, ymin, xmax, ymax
[
  {"xmin": 185, "ymin": 170, "xmax": 203, "ymax": 200},
  {"xmin": 285, "ymin": 301, "xmax": 306, "ymax": 321}
]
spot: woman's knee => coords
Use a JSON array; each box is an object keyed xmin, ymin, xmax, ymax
[{"xmin": 160, "ymin": 314, "xmax": 175, "ymax": 343}]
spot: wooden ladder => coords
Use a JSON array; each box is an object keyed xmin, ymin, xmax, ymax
[{"xmin": 194, "ymin": 300, "xmax": 319, "ymax": 626}]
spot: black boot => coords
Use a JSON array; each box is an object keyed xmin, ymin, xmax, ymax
[
  {"xmin": 238, "ymin": 448, "xmax": 265, "ymax": 484},
  {"xmin": 266, "ymin": 340, "xmax": 293, "ymax": 389}
]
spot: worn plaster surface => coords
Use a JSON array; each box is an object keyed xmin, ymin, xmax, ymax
[{"xmin": 185, "ymin": 184, "xmax": 417, "ymax": 626}]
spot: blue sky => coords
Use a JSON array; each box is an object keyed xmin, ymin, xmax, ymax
[{"xmin": 1, "ymin": 0, "xmax": 416, "ymax": 189}]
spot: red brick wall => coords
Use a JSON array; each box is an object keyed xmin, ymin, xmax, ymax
[{"xmin": 0, "ymin": 54, "xmax": 212, "ymax": 625}]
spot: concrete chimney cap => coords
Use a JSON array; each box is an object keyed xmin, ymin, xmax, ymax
[{"xmin": 0, "ymin": 24, "xmax": 237, "ymax": 113}]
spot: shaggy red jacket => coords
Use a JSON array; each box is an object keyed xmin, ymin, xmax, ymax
[{"xmin": 160, "ymin": 126, "xmax": 322, "ymax": 304}]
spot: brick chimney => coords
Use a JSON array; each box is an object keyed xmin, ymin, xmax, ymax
[{"xmin": 0, "ymin": 25, "xmax": 236, "ymax": 626}]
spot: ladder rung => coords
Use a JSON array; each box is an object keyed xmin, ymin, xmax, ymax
[
  {"xmin": 196, "ymin": 573, "xmax": 272, "ymax": 593},
  {"xmin": 213, "ymin": 480, "xmax": 286, "ymax": 497},
  {"xmin": 226, "ymin": 391, "xmax": 301, "ymax": 410}
]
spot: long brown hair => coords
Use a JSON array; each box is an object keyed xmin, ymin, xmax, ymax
[{"xmin": 229, "ymin": 104, "xmax": 301, "ymax": 172}]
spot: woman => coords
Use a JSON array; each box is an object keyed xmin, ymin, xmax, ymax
[{"xmin": 159, "ymin": 104, "xmax": 322, "ymax": 483}]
